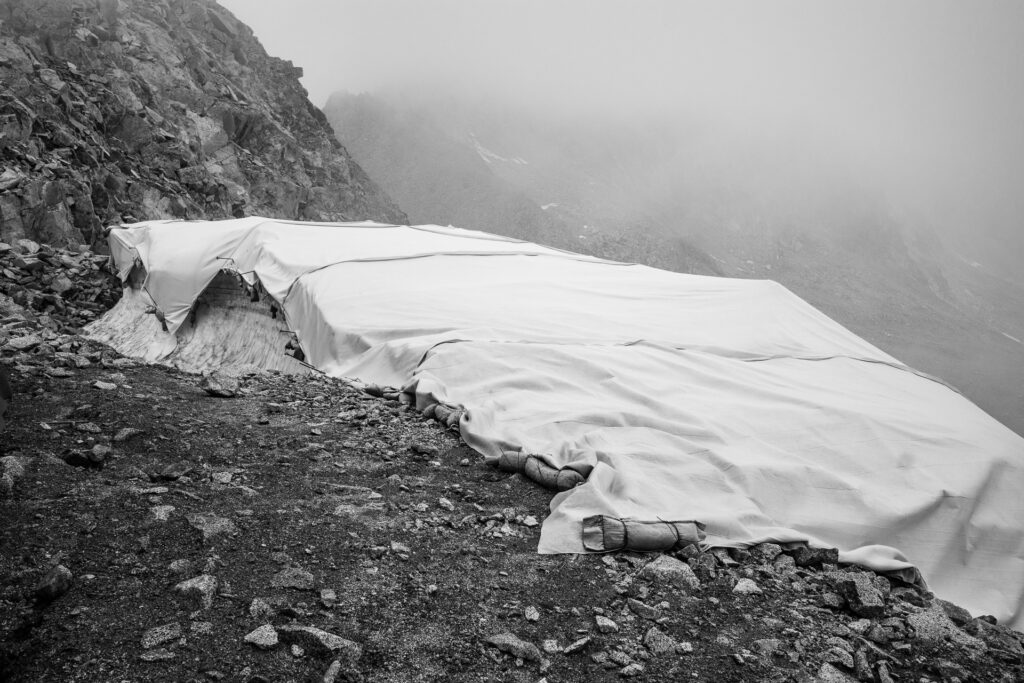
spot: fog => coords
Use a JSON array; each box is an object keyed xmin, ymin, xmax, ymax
[{"xmin": 218, "ymin": 0, "xmax": 1024, "ymax": 261}]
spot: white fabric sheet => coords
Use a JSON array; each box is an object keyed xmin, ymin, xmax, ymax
[{"xmin": 90, "ymin": 218, "xmax": 1024, "ymax": 628}]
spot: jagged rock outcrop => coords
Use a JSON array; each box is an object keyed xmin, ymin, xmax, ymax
[{"xmin": 0, "ymin": 0, "xmax": 406, "ymax": 249}]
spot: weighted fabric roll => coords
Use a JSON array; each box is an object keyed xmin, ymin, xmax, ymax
[{"xmin": 582, "ymin": 515, "xmax": 705, "ymax": 552}]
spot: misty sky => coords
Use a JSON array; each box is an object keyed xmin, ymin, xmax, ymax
[{"xmin": 218, "ymin": 0, "xmax": 1024, "ymax": 250}]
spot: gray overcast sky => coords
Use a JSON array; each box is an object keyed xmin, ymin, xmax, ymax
[{"xmin": 217, "ymin": 0, "xmax": 1024, "ymax": 243}]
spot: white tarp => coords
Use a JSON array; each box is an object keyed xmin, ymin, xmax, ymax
[{"xmin": 88, "ymin": 217, "xmax": 1024, "ymax": 628}]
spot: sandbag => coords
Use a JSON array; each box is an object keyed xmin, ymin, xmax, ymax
[
  {"xmin": 582, "ymin": 515, "xmax": 705, "ymax": 552},
  {"xmin": 490, "ymin": 450, "xmax": 586, "ymax": 491}
]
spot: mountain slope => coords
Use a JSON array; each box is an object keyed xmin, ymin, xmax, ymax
[
  {"xmin": 0, "ymin": 0, "xmax": 405, "ymax": 249},
  {"xmin": 324, "ymin": 90, "xmax": 1024, "ymax": 436},
  {"xmin": 324, "ymin": 93, "xmax": 723, "ymax": 276}
]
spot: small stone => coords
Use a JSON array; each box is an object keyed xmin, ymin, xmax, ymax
[
  {"xmin": 211, "ymin": 471, "xmax": 233, "ymax": 485},
  {"xmin": 836, "ymin": 573, "xmax": 886, "ymax": 618},
  {"xmin": 485, "ymin": 632, "xmax": 541, "ymax": 662},
  {"xmin": 907, "ymin": 602, "xmax": 984, "ymax": 649},
  {"xmin": 792, "ymin": 545, "xmax": 839, "ymax": 568},
  {"xmin": 201, "ymin": 373, "xmax": 240, "ymax": 397},
  {"xmin": 139, "ymin": 648, "xmax": 176, "ymax": 662},
  {"xmin": 627, "ymin": 598, "xmax": 660, "ymax": 620},
  {"xmin": 150, "ymin": 505, "xmax": 176, "ymax": 522},
  {"xmin": 271, "ymin": 567, "xmax": 315, "ymax": 590},
  {"xmin": 186, "ymin": 513, "xmax": 238, "ymax": 541},
  {"xmin": 169, "ymin": 559, "xmax": 193, "ymax": 576},
  {"xmin": 816, "ymin": 662, "xmax": 859, "ymax": 682},
  {"xmin": 750, "ymin": 542, "xmax": 783, "ymax": 562},
  {"xmin": 711, "ymin": 548, "xmax": 738, "ymax": 566},
  {"xmin": 752, "ymin": 638, "xmax": 782, "ymax": 657},
  {"xmin": 291, "ymin": 644, "xmax": 304, "ymax": 657},
  {"xmin": 620, "ymin": 663, "xmax": 645, "ymax": 677},
  {"xmin": 321, "ymin": 588, "xmax": 337, "ymax": 607},
  {"xmin": 542, "ymin": 639, "xmax": 561, "ymax": 654},
  {"xmin": 410, "ymin": 441, "xmax": 438, "ymax": 456},
  {"xmin": 76, "ymin": 422, "xmax": 102, "ymax": 434},
  {"xmin": 245, "ymin": 624, "xmax": 278, "ymax": 650},
  {"xmin": 595, "ymin": 615, "xmax": 618, "ymax": 633},
  {"xmin": 938, "ymin": 599, "xmax": 972, "ymax": 626},
  {"xmin": 249, "ymin": 598, "xmax": 274, "ymax": 619},
  {"xmin": 93, "ymin": 380, "xmax": 116, "ymax": 391},
  {"xmin": 276, "ymin": 625, "xmax": 362, "ymax": 662},
  {"xmin": 174, "ymin": 574, "xmax": 218, "ymax": 609},
  {"xmin": 524, "ymin": 605, "xmax": 540, "ymax": 622},
  {"xmin": 114, "ymin": 428, "xmax": 141, "ymax": 444},
  {"xmin": 562, "ymin": 636, "xmax": 591, "ymax": 654},
  {"xmin": 89, "ymin": 444, "xmax": 110, "ymax": 463},
  {"xmin": 437, "ymin": 497, "xmax": 455, "ymax": 511},
  {"xmin": 641, "ymin": 555, "xmax": 701, "ymax": 592},
  {"xmin": 642, "ymin": 627, "xmax": 678, "ymax": 656},
  {"xmin": 854, "ymin": 648, "xmax": 871, "ymax": 680},
  {"xmin": 7, "ymin": 334, "xmax": 41, "ymax": 351},
  {"xmin": 821, "ymin": 591, "xmax": 845, "ymax": 609},
  {"xmin": 158, "ymin": 462, "xmax": 191, "ymax": 481},
  {"xmin": 772, "ymin": 553, "xmax": 796, "ymax": 574},
  {"xmin": 34, "ymin": 565, "xmax": 73, "ymax": 604},
  {"xmin": 190, "ymin": 621, "xmax": 214, "ymax": 635},
  {"xmin": 822, "ymin": 646, "xmax": 855, "ymax": 669},
  {"xmin": 142, "ymin": 622, "xmax": 182, "ymax": 649},
  {"xmin": 732, "ymin": 578, "xmax": 762, "ymax": 595},
  {"xmin": 322, "ymin": 659, "xmax": 342, "ymax": 683},
  {"xmin": 522, "ymin": 515, "xmax": 539, "ymax": 528}
]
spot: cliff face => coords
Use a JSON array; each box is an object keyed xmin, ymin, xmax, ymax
[{"xmin": 0, "ymin": 0, "xmax": 406, "ymax": 248}]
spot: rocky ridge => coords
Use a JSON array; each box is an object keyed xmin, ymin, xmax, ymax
[{"xmin": 0, "ymin": 0, "xmax": 405, "ymax": 249}]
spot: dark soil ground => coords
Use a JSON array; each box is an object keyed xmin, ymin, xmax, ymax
[{"xmin": 2, "ymin": 354, "xmax": 1023, "ymax": 683}]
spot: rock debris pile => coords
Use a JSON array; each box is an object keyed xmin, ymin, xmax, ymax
[{"xmin": 0, "ymin": 237, "xmax": 119, "ymax": 335}]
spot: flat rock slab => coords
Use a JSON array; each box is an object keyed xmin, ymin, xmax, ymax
[
  {"xmin": 276, "ymin": 625, "xmax": 361, "ymax": 661},
  {"xmin": 733, "ymin": 578, "xmax": 763, "ymax": 595},
  {"xmin": 185, "ymin": 513, "xmax": 238, "ymax": 541},
  {"xmin": 244, "ymin": 624, "xmax": 278, "ymax": 650},
  {"xmin": 793, "ymin": 546, "xmax": 839, "ymax": 568},
  {"xmin": 271, "ymin": 566, "xmax": 315, "ymax": 590},
  {"xmin": 174, "ymin": 574, "xmax": 218, "ymax": 610},
  {"xmin": 640, "ymin": 555, "xmax": 701, "ymax": 592},
  {"xmin": 201, "ymin": 373, "xmax": 240, "ymax": 397},
  {"xmin": 836, "ymin": 573, "xmax": 886, "ymax": 618},
  {"xmin": 485, "ymin": 632, "xmax": 541, "ymax": 662},
  {"xmin": 142, "ymin": 622, "xmax": 182, "ymax": 649},
  {"xmin": 643, "ymin": 627, "xmax": 679, "ymax": 656},
  {"xmin": 907, "ymin": 603, "xmax": 985, "ymax": 651}
]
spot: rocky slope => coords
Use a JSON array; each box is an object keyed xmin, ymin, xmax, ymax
[{"xmin": 0, "ymin": 0, "xmax": 405, "ymax": 250}]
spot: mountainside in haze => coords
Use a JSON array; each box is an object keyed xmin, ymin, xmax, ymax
[
  {"xmin": 323, "ymin": 93, "xmax": 724, "ymax": 276},
  {"xmin": 0, "ymin": 0, "xmax": 405, "ymax": 249},
  {"xmin": 325, "ymin": 90, "xmax": 1024, "ymax": 436}
]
